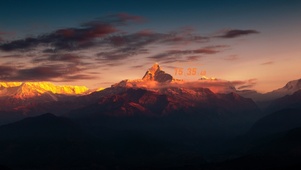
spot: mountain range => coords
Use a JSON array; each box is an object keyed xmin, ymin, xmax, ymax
[
  {"xmin": 237, "ymin": 78, "xmax": 301, "ymax": 102},
  {"xmin": 0, "ymin": 64, "xmax": 301, "ymax": 169},
  {"xmin": 0, "ymin": 81, "xmax": 89, "ymax": 98},
  {"xmin": 0, "ymin": 63, "xmax": 300, "ymax": 118}
]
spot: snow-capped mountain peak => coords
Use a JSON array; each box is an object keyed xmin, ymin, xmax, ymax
[
  {"xmin": 261, "ymin": 78, "xmax": 301, "ymax": 100},
  {"xmin": 0, "ymin": 82, "xmax": 89, "ymax": 99},
  {"xmin": 283, "ymin": 79, "xmax": 301, "ymax": 92},
  {"xmin": 142, "ymin": 63, "xmax": 173, "ymax": 82}
]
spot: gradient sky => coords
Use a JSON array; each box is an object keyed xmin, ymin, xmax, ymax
[{"xmin": 0, "ymin": 0, "xmax": 300, "ymax": 92}]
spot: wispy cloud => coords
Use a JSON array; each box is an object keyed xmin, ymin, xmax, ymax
[
  {"xmin": 261, "ymin": 61, "xmax": 274, "ymax": 65},
  {"xmin": 32, "ymin": 53, "xmax": 82, "ymax": 64},
  {"xmin": 0, "ymin": 64, "xmax": 95, "ymax": 82},
  {"xmin": 223, "ymin": 55, "xmax": 239, "ymax": 61},
  {"xmin": 0, "ymin": 13, "xmax": 144, "ymax": 52},
  {"xmin": 0, "ymin": 13, "xmax": 259, "ymax": 82},
  {"xmin": 131, "ymin": 65, "xmax": 145, "ymax": 69},
  {"xmin": 237, "ymin": 78, "xmax": 257, "ymax": 89},
  {"xmin": 148, "ymin": 45, "xmax": 229, "ymax": 62},
  {"xmin": 217, "ymin": 29, "xmax": 259, "ymax": 38},
  {"xmin": 0, "ymin": 65, "xmax": 16, "ymax": 79},
  {"xmin": 119, "ymin": 78, "xmax": 257, "ymax": 93},
  {"xmin": 0, "ymin": 24, "xmax": 116, "ymax": 52}
]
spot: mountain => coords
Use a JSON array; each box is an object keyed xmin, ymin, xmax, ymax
[
  {"xmin": 201, "ymin": 108, "xmax": 301, "ymax": 170},
  {"xmin": 0, "ymin": 113, "xmax": 207, "ymax": 169},
  {"xmin": 223, "ymin": 108, "xmax": 301, "ymax": 161},
  {"xmin": 268, "ymin": 89, "xmax": 301, "ymax": 112},
  {"xmin": 0, "ymin": 113, "xmax": 90, "ymax": 140},
  {"xmin": 265, "ymin": 79, "xmax": 301, "ymax": 99},
  {"xmin": 206, "ymin": 124, "xmax": 301, "ymax": 170},
  {"xmin": 113, "ymin": 64, "xmax": 239, "ymax": 94},
  {"xmin": 0, "ymin": 113, "xmax": 101, "ymax": 169},
  {"xmin": 3, "ymin": 64, "xmax": 301, "ymax": 169},
  {"xmin": 64, "ymin": 84, "xmax": 261, "ymax": 168},
  {"xmin": 240, "ymin": 78, "xmax": 301, "ymax": 102},
  {"xmin": 142, "ymin": 63, "xmax": 173, "ymax": 82},
  {"xmin": 0, "ymin": 82, "xmax": 90, "ymax": 116},
  {"xmin": 0, "ymin": 64, "xmax": 264, "ymax": 130},
  {"xmin": 246, "ymin": 108, "xmax": 301, "ymax": 138},
  {"xmin": 70, "ymin": 84, "xmax": 261, "ymax": 137},
  {"xmin": 0, "ymin": 82, "xmax": 89, "ymax": 99}
]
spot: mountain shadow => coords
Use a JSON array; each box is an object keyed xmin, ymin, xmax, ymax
[
  {"xmin": 0, "ymin": 113, "xmax": 208, "ymax": 169},
  {"xmin": 203, "ymin": 126, "xmax": 301, "ymax": 170},
  {"xmin": 0, "ymin": 113, "xmax": 107, "ymax": 169}
]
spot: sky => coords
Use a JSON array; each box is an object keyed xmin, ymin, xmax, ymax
[{"xmin": 0, "ymin": 0, "xmax": 300, "ymax": 92}]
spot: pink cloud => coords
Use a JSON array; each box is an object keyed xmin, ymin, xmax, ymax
[
  {"xmin": 114, "ymin": 78, "xmax": 257, "ymax": 93},
  {"xmin": 261, "ymin": 61, "xmax": 274, "ymax": 65},
  {"xmin": 223, "ymin": 55, "xmax": 239, "ymax": 61}
]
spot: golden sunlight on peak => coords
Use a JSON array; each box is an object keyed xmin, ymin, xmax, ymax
[
  {"xmin": 0, "ymin": 81, "xmax": 90, "ymax": 98},
  {"xmin": 0, "ymin": 82, "xmax": 23, "ymax": 88},
  {"xmin": 96, "ymin": 87, "xmax": 105, "ymax": 92}
]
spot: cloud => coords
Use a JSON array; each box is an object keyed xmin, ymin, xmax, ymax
[
  {"xmin": 0, "ymin": 24, "xmax": 117, "ymax": 52},
  {"xmin": 118, "ymin": 78, "xmax": 257, "ymax": 93},
  {"xmin": 131, "ymin": 65, "xmax": 145, "ymax": 69},
  {"xmin": 171, "ymin": 79, "xmax": 256, "ymax": 92},
  {"xmin": 0, "ymin": 13, "xmax": 260, "ymax": 82},
  {"xmin": 106, "ymin": 31, "xmax": 163, "ymax": 48},
  {"xmin": 186, "ymin": 56, "xmax": 202, "ymax": 61},
  {"xmin": 0, "ymin": 13, "xmax": 143, "ymax": 52},
  {"xmin": 96, "ymin": 49, "xmax": 147, "ymax": 63},
  {"xmin": 223, "ymin": 55, "xmax": 239, "ymax": 61},
  {"xmin": 83, "ymin": 13, "xmax": 144, "ymax": 27},
  {"xmin": 159, "ymin": 31, "xmax": 209, "ymax": 44},
  {"xmin": 193, "ymin": 45, "xmax": 227, "ymax": 54},
  {"xmin": 0, "ymin": 64, "xmax": 95, "ymax": 82},
  {"xmin": 217, "ymin": 29, "xmax": 259, "ymax": 38},
  {"xmin": 261, "ymin": 61, "xmax": 274, "ymax": 65},
  {"xmin": 237, "ymin": 79, "xmax": 257, "ymax": 90},
  {"xmin": 105, "ymin": 26, "xmax": 208, "ymax": 47},
  {"xmin": 32, "ymin": 53, "xmax": 81, "ymax": 64},
  {"xmin": 96, "ymin": 29, "xmax": 209, "ymax": 63},
  {"xmin": 0, "ymin": 54, "xmax": 23, "ymax": 58},
  {"xmin": 63, "ymin": 74, "xmax": 96, "ymax": 81},
  {"xmin": 0, "ymin": 65, "xmax": 16, "ymax": 79},
  {"xmin": 0, "ymin": 26, "xmax": 210, "ymax": 63},
  {"xmin": 17, "ymin": 66, "xmax": 66, "ymax": 80},
  {"xmin": 0, "ymin": 37, "xmax": 40, "ymax": 51},
  {"xmin": 112, "ymin": 13, "xmax": 144, "ymax": 23},
  {"xmin": 148, "ymin": 45, "xmax": 228, "ymax": 62}
]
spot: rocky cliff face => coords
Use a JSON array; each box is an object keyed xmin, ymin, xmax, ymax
[{"xmin": 142, "ymin": 63, "xmax": 173, "ymax": 83}]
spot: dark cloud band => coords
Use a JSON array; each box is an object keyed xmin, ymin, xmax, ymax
[
  {"xmin": 0, "ymin": 13, "xmax": 259, "ymax": 82},
  {"xmin": 217, "ymin": 29, "xmax": 259, "ymax": 38}
]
